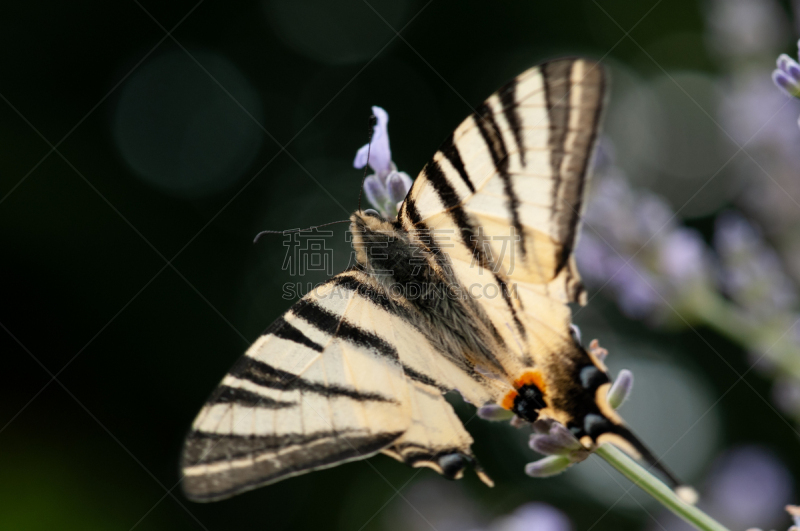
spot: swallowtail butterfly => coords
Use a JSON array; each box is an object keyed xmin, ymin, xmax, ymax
[{"xmin": 181, "ymin": 58, "xmax": 682, "ymax": 501}]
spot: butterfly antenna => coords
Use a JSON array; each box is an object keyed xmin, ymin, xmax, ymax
[
  {"xmin": 253, "ymin": 219, "xmax": 351, "ymax": 243},
  {"xmin": 356, "ymin": 113, "xmax": 378, "ymax": 212}
]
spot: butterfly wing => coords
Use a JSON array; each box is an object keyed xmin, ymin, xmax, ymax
[
  {"xmin": 182, "ymin": 269, "xmax": 493, "ymax": 501},
  {"xmin": 397, "ymin": 58, "xmax": 605, "ymax": 377}
]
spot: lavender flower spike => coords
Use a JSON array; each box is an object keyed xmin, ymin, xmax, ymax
[
  {"xmin": 525, "ymin": 419, "xmax": 590, "ymax": 478},
  {"xmin": 525, "ymin": 350, "xmax": 632, "ymax": 477},
  {"xmin": 352, "ymin": 107, "xmax": 413, "ymax": 218},
  {"xmin": 353, "ymin": 106, "xmax": 393, "ymax": 178},
  {"xmin": 772, "ymin": 40, "xmax": 800, "ymax": 98}
]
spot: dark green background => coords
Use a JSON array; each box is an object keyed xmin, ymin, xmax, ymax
[{"xmin": 2, "ymin": 1, "xmax": 797, "ymax": 530}]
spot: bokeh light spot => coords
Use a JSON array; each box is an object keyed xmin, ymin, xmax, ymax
[{"xmin": 113, "ymin": 50, "xmax": 263, "ymax": 198}]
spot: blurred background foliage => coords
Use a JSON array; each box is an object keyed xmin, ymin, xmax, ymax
[{"xmin": 3, "ymin": 0, "xmax": 800, "ymax": 530}]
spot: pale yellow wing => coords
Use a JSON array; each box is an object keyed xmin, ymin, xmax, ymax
[
  {"xmin": 397, "ymin": 58, "xmax": 605, "ymax": 376},
  {"xmin": 181, "ymin": 269, "xmax": 494, "ymax": 501}
]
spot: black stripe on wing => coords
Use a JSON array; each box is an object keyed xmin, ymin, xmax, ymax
[
  {"xmin": 231, "ymin": 356, "xmax": 396, "ymax": 403},
  {"xmin": 542, "ymin": 61, "xmax": 574, "ymax": 273},
  {"xmin": 183, "ymin": 429, "xmax": 403, "ymax": 501},
  {"xmin": 302, "ymin": 271, "xmax": 465, "ymax": 393},
  {"xmin": 473, "ymin": 102, "xmax": 525, "ymax": 258},
  {"xmin": 541, "ymin": 60, "xmax": 604, "ymax": 274},
  {"xmin": 209, "ymin": 385, "xmax": 296, "ymax": 408},
  {"xmin": 498, "ymin": 76, "xmax": 525, "ymax": 166},
  {"xmin": 263, "ymin": 316, "xmax": 324, "ymax": 352},
  {"xmin": 185, "ymin": 429, "xmax": 390, "ymax": 465},
  {"xmin": 440, "ymin": 133, "xmax": 476, "ymax": 193},
  {"xmin": 326, "ymin": 272, "xmax": 399, "ymax": 315},
  {"xmin": 293, "ymin": 298, "xmax": 398, "ymax": 359},
  {"xmin": 422, "ymin": 159, "xmax": 526, "ymax": 338}
]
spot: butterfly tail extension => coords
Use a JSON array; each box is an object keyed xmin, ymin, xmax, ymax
[{"xmin": 596, "ymin": 423, "xmax": 685, "ymax": 492}]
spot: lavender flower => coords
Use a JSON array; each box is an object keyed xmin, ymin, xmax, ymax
[
  {"xmin": 773, "ymin": 41, "xmax": 800, "ymax": 99},
  {"xmin": 524, "ymin": 418, "xmax": 590, "ymax": 478},
  {"xmin": 714, "ymin": 211, "xmax": 797, "ymax": 318},
  {"xmin": 353, "ymin": 106, "xmax": 413, "ymax": 218},
  {"xmin": 576, "ymin": 170, "xmax": 713, "ymax": 324},
  {"xmin": 523, "ymin": 364, "xmax": 633, "ymax": 478}
]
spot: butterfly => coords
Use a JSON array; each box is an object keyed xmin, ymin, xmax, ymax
[{"xmin": 181, "ymin": 58, "xmax": 681, "ymax": 502}]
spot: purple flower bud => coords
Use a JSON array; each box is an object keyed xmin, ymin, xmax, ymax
[
  {"xmin": 773, "ymin": 70, "xmax": 798, "ymax": 96},
  {"xmin": 386, "ymin": 171, "xmax": 413, "ymax": 204},
  {"xmin": 778, "ymin": 54, "xmax": 800, "ymax": 82},
  {"xmin": 529, "ymin": 418, "xmax": 588, "ymax": 464},
  {"xmin": 363, "ymin": 174, "xmax": 388, "ymax": 214},
  {"xmin": 353, "ymin": 106, "xmax": 393, "ymax": 177},
  {"xmin": 523, "ymin": 413, "xmax": 605, "ymax": 483},
  {"xmin": 477, "ymin": 404, "xmax": 514, "ymax": 421},
  {"xmin": 777, "ymin": 54, "xmax": 800, "ymax": 83},
  {"xmin": 773, "ymin": 52, "xmax": 800, "ymax": 98},
  {"xmin": 529, "ymin": 437, "xmax": 565, "ymax": 456},
  {"xmin": 524, "ymin": 455, "xmax": 573, "ymax": 477},
  {"xmin": 607, "ymin": 369, "xmax": 633, "ymax": 410}
]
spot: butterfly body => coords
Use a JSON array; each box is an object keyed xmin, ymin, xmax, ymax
[{"xmin": 181, "ymin": 58, "xmax": 681, "ymax": 502}]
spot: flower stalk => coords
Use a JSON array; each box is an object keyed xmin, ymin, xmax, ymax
[{"xmin": 595, "ymin": 444, "xmax": 731, "ymax": 531}]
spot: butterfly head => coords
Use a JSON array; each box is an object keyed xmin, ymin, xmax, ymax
[{"xmin": 349, "ymin": 209, "xmax": 404, "ymax": 273}]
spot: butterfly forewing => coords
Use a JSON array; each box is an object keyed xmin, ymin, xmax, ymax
[{"xmin": 398, "ymin": 58, "xmax": 605, "ymax": 367}]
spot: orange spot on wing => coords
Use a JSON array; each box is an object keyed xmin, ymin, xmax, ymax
[
  {"xmin": 501, "ymin": 391, "xmax": 518, "ymax": 411},
  {"xmin": 513, "ymin": 370, "xmax": 547, "ymax": 394}
]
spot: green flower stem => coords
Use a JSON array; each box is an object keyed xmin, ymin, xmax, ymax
[{"xmin": 595, "ymin": 444, "xmax": 730, "ymax": 531}]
